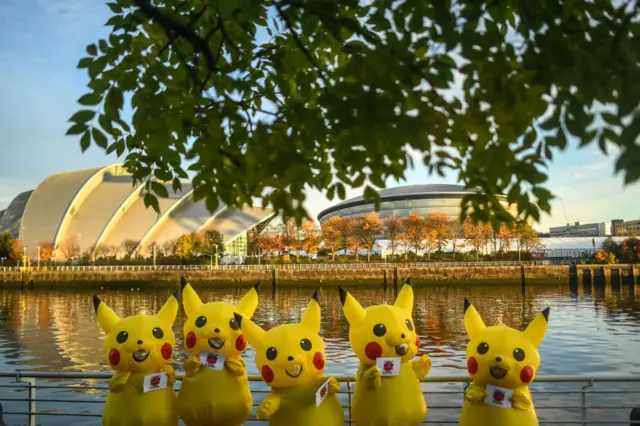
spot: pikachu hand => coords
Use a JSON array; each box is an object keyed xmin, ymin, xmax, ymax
[
  {"xmin": 465, "ymin": 383, "xmax": 488, "ymax": 403},
  {"xmin": 328, "ymin": 376, "xmax": 341, "ymax": 395},
  {"xmin": 163, "ymin": 364, "xmax": 176, "ymax": 384},
  {"xmin": 411, "ymin": 354, "xmax": 432, "ymax": 380},
  {"xmin": 184, "ymin": 356, "xmax": 202, "ymax": 377},
  {"xmin": 363, "ymin": 365, "xmax": 382, "ymax": 390},
  {"xmin": 108, "ymin": 372, "xmax": 130, "ymax": 392},
  {"xmin": 511, "ymin": 389, "xmax": 533, "ymax": 411},
  {"xmin": 224, "ymin": 356, "xmax": 246, "ymax": 376},
  {"xmin": 257, "ymin": 395, "xmax": 281, "ymax": 419}
]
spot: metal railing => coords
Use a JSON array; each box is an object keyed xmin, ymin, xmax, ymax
[
  {"xmin": 0, "ymin": 371, "xmax": 638, "ymax": 425},
  {"xmin": 0, "ymin": 260, "xmax": 554, "ymax": 273}
]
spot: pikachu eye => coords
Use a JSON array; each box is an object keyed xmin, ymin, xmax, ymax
[
  {"xmin": 195, "ymin": 316, "xmax": 207, "ymax": 328},
  {"xmin": 152, "ymin": 327, "xmax": 164, "ymax": 339},
  {"xmin": 373, "ymin": 324, "xmax": 386, "ymax": 337},
  {"xmin": 477, "ymin": 342, "xmax": 489, "ymax": 355},
  {"xmin": 513, "ymin": 348, "xmax": 525, "ymax": 361},
  {"xmin": 405, "ymin": 319, "xmax": 414, "ymax": 331},
  {"xmin": 266, "ymin": 347, "xmax": 278, "ymax": 361},
  {"xmin": 229, "ymin": 317, "xmax": 240, "ymax": 330},
  {"xmin": 116, "ymin": 331, "xmax": 128, "ymax": 344},
  {"xmin": 300, "ymin": 338, "xmax": 312, "ymax": 351}
]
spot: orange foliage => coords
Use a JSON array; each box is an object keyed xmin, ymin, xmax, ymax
[
  {"xmin": 355, "ymin": 214, "xmax": 384, "ymax": 261},
  {"xmin": 403, "ymin": 214, "xmax": 424, "ymax": 254},
  {"xmin": 38, "ymin": 241, "xmax": 54, "ymax": 261},
  {"xmin": 8, "ymin": 238, "xmax": 23, "ymax": 262},
  {"xmin": 384, "ymin": 216, "xmax": 402, "ymax": 255},
  {"xmin": 300, "ymin": 219, "xmax": 320, "ymax": 254},
  {"xmin": 321, "ymin": 216, "xmax": 342, "ymax": 259}
]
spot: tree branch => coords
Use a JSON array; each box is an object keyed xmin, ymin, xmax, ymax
[{"xmin": 158, "ymin": 5, "xmax": 211, "ymax": 57}]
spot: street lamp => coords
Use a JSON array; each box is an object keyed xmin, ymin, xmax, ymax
[{"xmin": 36, "ymin": 246, "xmax": 41, "ymax": 268}]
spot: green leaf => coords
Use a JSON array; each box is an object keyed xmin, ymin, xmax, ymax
[
  {"xmin": 86, "ymin": 44, "xmax": 98, "ymax": 56},
  {"xmin": 80, "ymin": 131, "xmax": 91, "ymax": 152},
  {"xmin": 143, "ymin": 192, "xmax": 161, "ymax": 214},
  {"xmin": 98, "ymin": 39, "xmax": 108, "ymax": 54},
  {"xmin": 69, "ymin": 110, "xmax": 95, "ymax": 123},
  {"xmin": 151, "ymin": 181, "xmax": 169, "ymax": 198},
  {"xmin": 92, "ymin": 127, "xmax": 108, "ymax": 148},
  {"xmin": 106, "ymin": 2, "xmax": 122, "ymax": 13},
  {"xmin": 66, "ymin": 123, "xmax": 88, "ymax": 136},
  {"xmin": 77, "ymin": 57, "xmax": 93, "ymax": 69},
  {"xmin": 77, "ymin": 93, "xmax": 102, "ymax": 106}
]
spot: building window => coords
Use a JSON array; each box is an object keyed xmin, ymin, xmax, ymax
[{"xmin": 224, "ymin": 231, "xmax": 248, "ymax": 257}]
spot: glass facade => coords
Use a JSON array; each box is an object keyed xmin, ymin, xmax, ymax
[{"xmin": 224, "ymin": 231, "xmax": 248, "ymax": 257}]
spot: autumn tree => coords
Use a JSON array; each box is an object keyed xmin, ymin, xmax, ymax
[
  {"xmin": 279, "ymin": 219, "xmax": 297, "ymax": 254},
  {"xmin": 404, "ymin": 214, "xmax": 424, "ymax": 256},
  {"xmin": 497, "ymin": 223, "xmax": 517, "ymax": 253},
  {"xmin": 173, "ymin": 234, "xmax": 196, "ymax": 259},
  {"xmin": 58, "ymin": 236, "xmax": 81, "ymax": 261},
  {"xmin": 515, "ymin": 222, "xmax": 541, "ymax": 257},
  {"xmin": 384, "ymin": 217, "xmax": 402, "ymax": 258},
  {"xmin": 462, "ymin": 220, "xmax": 492, "ymax": 261},
  {"xmin": 425, "ymin": 213, "xmax": 450, "ymax": 252},
  {"xmin": 122, "ymin": 239, "xmax": 140, "ymax": 258},
  {"xmin": 160, "ymin": 241, "xmax": 174, "ymax": 257},
  {"xmin": 619, "ymin": 237, "xmax": 640, "ymax": 264},
  {"xmin": 200, "ymin": 229, "xmax": 225, "ymax": 255},
  {"xmin": 300, "ymin": 219, "xmax": 320, "ymax": 255},
  {"xmin": 320, "ymin": 217, "xmax": 342, "ymax": 261},
  {"xmin": 8, "ymin": 238, "xmax": 23, "ymax": 264},
  {"xmin": 447, "ymin": 218, "xmax": 462, "ymax": 260},
  {"xmin": 354, "ymin": 214, "xmax": 384, "ymax": 262},
  {"xmin": 94, "ymin": 244, "xmax": 112, "ymax": 259},
  {"xmin": 337, "ymin": 218, "xmax": 356, "ymax": 259},
  {"xmin": 38, "ymin": 241, "xmax": 54, "ymax": 263}
]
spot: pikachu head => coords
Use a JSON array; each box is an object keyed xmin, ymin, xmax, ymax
[
  {"xmin": 235, "ymin": 291, "xmax": 326, "ymax": 389},
  {"xmin": 93, "ymin": 292, "xmax": 178, "ymax": 373},
  {"xmin": 464, "ymin": 298, "xmax": 550, "ymax": 389},
  {"xmin": 338, "ymin": 281, "xmax": 419, "ymax": 364},
  {"xmin": 181, "ymin": 277, "xmax": 259, "ymax": 358}
]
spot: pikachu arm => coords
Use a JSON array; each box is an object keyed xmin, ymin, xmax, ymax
[
  {"xmin": 224, "ymin": 355, "xmax": 247, "ymax": 376},
  {"xmin": 257, "ymin": 393, "xmax": 281, "ymax": 420},
  {"xmin": 511, "ymin": 387, "xmax": 534, "ymax": 411},
  {"xmin": 327, "ymin": 376, "xmax": 341, "ymax": 395},
  {"xmin": 411, "ymin": 354, "xmax": 432, "ymax": 380},
  {"xmin": 162, "ymin": 364, "xmax": 176, "ymax": 385},
  {"xmin": 108, "ymin": 371, "xmax": 131, "ymax": 392},
  {"xmin": 184, "ymin": 355, "xmax": 202, "ymax": 377},
  {"xmin": 465, "ymin": 382, "xmax": 488, "ymax": 403},
  {"xmin": 358, "ymin": 363, "xmax": 381, "ymax": 390}
]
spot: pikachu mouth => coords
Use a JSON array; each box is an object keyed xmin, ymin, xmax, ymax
[
  {"xmin": 285, "ymin": 364, "xmax": 303, "ymax": 378},
  {"xmin": 395, "ymin": 343, "xmax": 409, "ymax": 356},
  {"xmin": 208, "ymin": 337, "xmax": 225, "ymax": 350},
  {"xmin": 490, "ymin": 365, "xmax": 508, "ymax": 379},
  {"xmin": 132, "ymin": 349, "xmax": 150, "ymax": 362}
]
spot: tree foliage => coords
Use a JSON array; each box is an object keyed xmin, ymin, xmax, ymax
[
  {"xmin": 38, "ymin": 241, "xmax": 55, "ymax": 262},
  {"xmin": 354, "ymin": 214, "xmax": 384, "ymax": 262},
  {"xmin": 200, "ymin": 229, "xmax": 225, "ymax": 254},
  {"xmin": 0, "ymin": 231, "xmax": 13, "ymax": 260},
  {"xmin": 69, "ymin": 0, "xmax": 640, "ymax": 229},
  {"xmin": 58, "ymin": 236, "xmax": 81, "ymax": 260}
]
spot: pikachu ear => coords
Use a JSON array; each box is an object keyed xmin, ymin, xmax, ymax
[
  {"xmin": 463, "ymin": 298, "xmax": 486, "ymax": 340},
  {"xmin": 157, "ymin": 291, "xmax": 179, "ymax": 327},
  {"xmin": 300, "ymin": 290, "xmax": 321, "ymax": 334},
  {"xmin": 236, "ymin": 281, "xmax": 260, "ymax": 318},
  {"xmin": 181, "ymin": 277, "xmax": 203, "ymax": 318},
  {"xmin": 338, "ymin": 286, "xmax": 366, "ymax": 327},
  {"xmin": 93, "ymin": 295, "xmax": 120, "ymax": 335},
  {"xmin": 234, "ymin": 313, "xmax": 266, "ymax": 349},
  {"xmin": 523, "ymin": 308, "xmax": 550, "ymax": 348},
  {"xmin": 393, "ymin": 279, "xmax": 414, "ymax": 314}
]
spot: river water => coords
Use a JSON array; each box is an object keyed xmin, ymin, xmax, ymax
[{"xmin": 0, "ymin": 281, "xmax": 638, "ymax": 425}]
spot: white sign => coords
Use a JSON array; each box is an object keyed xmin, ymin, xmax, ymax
[
  {"xmin": 315, "ymin": 378, "xmax": 331, "ymax": 407},
  {"xmin": 199, "ymin": 351, "xmax": 226, "ymax": 371},
  {"xmin": 143, "ymin": 372, "xmax": 168, "ymax": 393},
  {"xmin": 484, "ymin": 384, "xmax": 513, "ymax": 409},
  {"xmin": 376, "ymin": 357, "xmax": 401, "ymax": 377}
]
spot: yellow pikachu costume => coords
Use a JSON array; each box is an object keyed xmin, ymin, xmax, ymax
[
  {"xmin": 459, "ymin": 298, "xmax": 550, "ymax": 426},
  {"xmin": 234, "ymin": 291, "xmax": 344, "ymax": 426},
  {"xmin": 338, "ymin": 280, "xmax": 431, "ymax": 426},
  {"xmin": 93, "ymin": 293, "xmax": 179, "ymax": 426},
  {"xmin": 177, "ymin": 277, "xmax": 259, "ymax": 426}
]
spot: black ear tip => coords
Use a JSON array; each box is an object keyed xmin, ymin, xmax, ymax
[
  {"xmin": 172, "ymin": 290, "xmax": 180, "ymax": 302},
  {"xmin": 92, "ymin": 295, "xmax": 101, "ymax": 313},
  {"xmin": 338, "ymin": 286, "xmax": 347, "ymax": 305},
  {"xmin": 405, "ymin": 278, "xmax": 412, "ymax": 286},
  {"xmin": 233, "ymin": 312, "xmax": 243, "ymax": 327},
  {"xmin": 312, "ymin": 289, "xmax": 319, "ymax": 302},
  {"xmin": 464, "ymin": 297, "xmax": 471, "ymax": 312},
  {"xmin": 180, "ymin": 276, "xmax": 188, "ymax": 290},
  {"xmin": 541, "ymin": 307, "xmax": 550, "ymax": 321},
  {"xmin": 254, "ymin": 281, "xmax": 261, "ymax": 294}
]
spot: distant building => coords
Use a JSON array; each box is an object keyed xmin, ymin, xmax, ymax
[
  {"xmin": 613, "ymin": 219, "xmax": 640, "ymax": 236},
  {"xmin": 548, "ymin": 221, "xmax": 611, "ymax": 238}
]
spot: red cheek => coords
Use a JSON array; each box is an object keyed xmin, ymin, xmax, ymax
[
  {"xmin": 313, "ymin": 352, "xmax": 325, "ymax": 370},
  {"xmin": 365, "ymin": 342, "xmax": 383, "ymax": 360},
  {"xmin": 186, "ymin": 331, "xmax": 196, "ymax": 349},
  {"xmin": 467, "ymin": 356, "xmax": 478, "ymax": 375},
  {"xmin": 261, "ymin": 365, "xmax": 274, "ymax": 383},
  {"xmin": 416, "ymin": 336, "xmax": 421, "ymax": 349},
  {"xmin": 108, "ymin": 348, "xmax": 120, "ymax": 366},
  {"xmin": 520, "ymin": 365, "xmax": 534, "ymax": 383},
  {"xmin": 235, "ymin": 335, "xmax": 247, "ymax": 352},
  {"xmin": 161, "ymin": 343, "xmax": 172, "ymax": 360}
]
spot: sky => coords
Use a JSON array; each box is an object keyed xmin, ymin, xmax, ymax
[{"xmin": 1, "ymin": 0, "xmax": 639, "ymax": 232}]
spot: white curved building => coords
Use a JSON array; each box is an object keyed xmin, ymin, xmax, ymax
[{"xmin": 0, "ymin": 164, "xmax": 274, "ymax": 260}]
